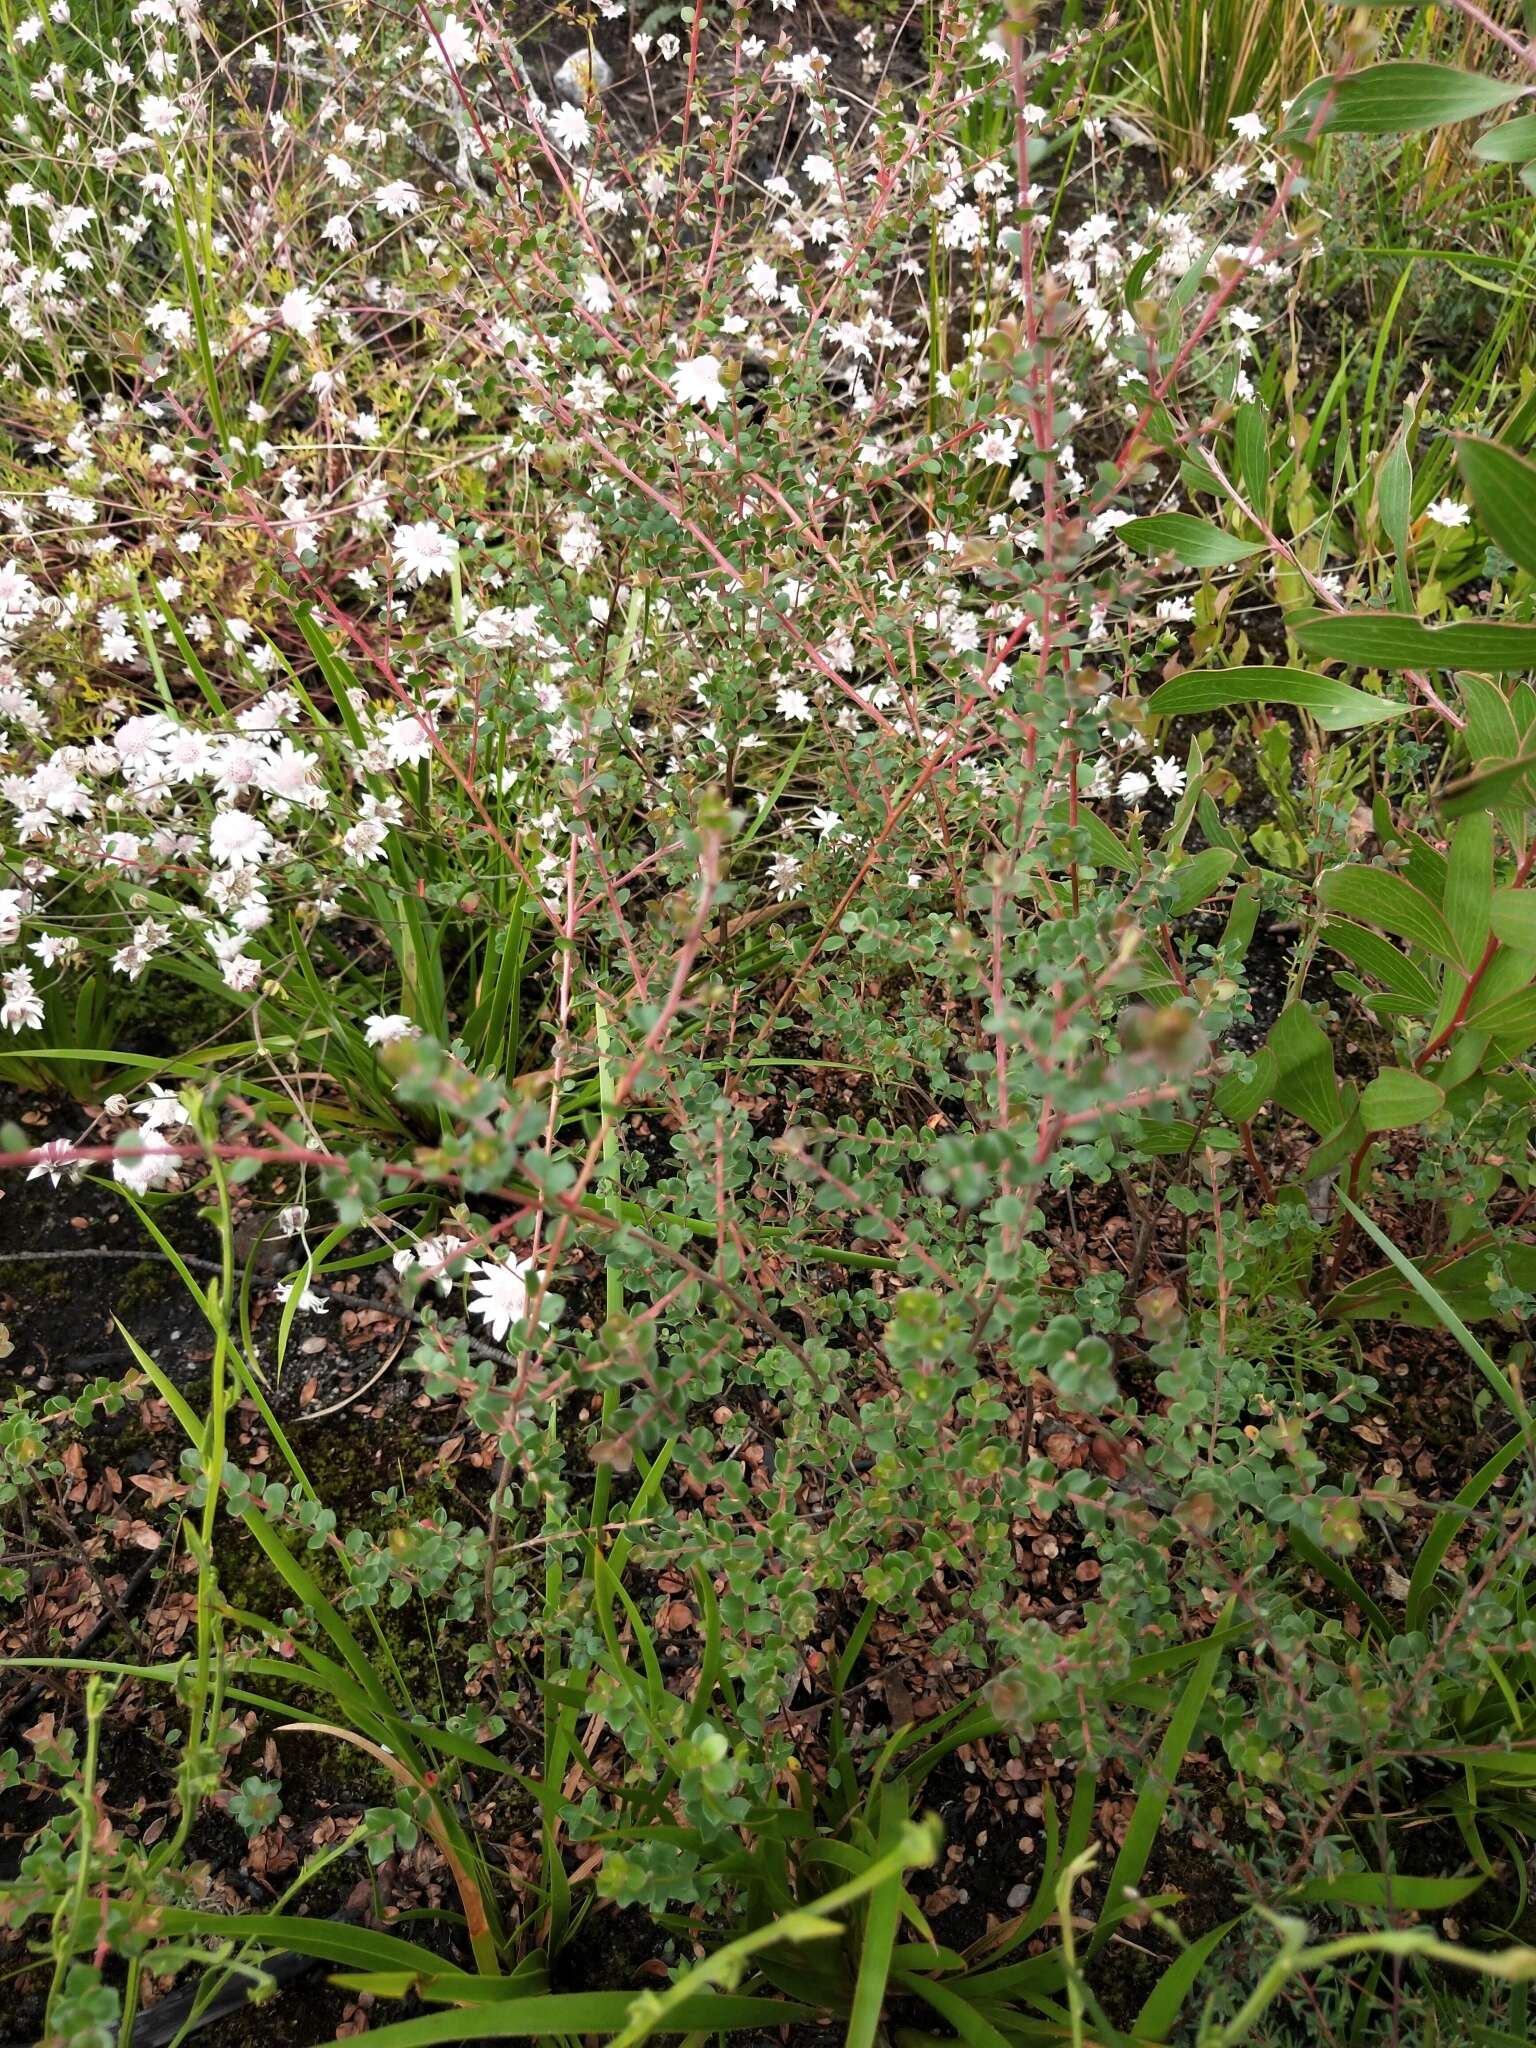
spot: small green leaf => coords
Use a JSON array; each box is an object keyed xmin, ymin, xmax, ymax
[
  {"xmin": 1146, "ymin": 667, "xmax": 1406, "ymax": 732},
  {"xmin": 1316, "ymin": 867, "xmax": 1461, "ymax": 969},
  {"xmin": 1291, "ymin": 611, "xmax": 1536, "ymax": 673},
  {"xmin": 1360, "ymin": 1067, "xmax": 1445, "ymax": 1132},
  {"xmin": 1285, "ymin": 62, "xmax": 1524, "ymax": 137},
  {"xmin": 1454, "ymin": 436, "xmax": 1536, "ymax": 579},
  {"xmin": 1117, "ymin": 514, "xmax": 1263, "ymax": 567}
]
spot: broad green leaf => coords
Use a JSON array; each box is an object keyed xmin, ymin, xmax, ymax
[
  {"xmin": 1267, "ymin": 1001, "xmax": 1343, "ymax": 1136},
  {"xmin": 1235, "ymin": 401, "xmax": 1269, "ymax": 512},
  {"xmin": 1146, "ymin": 666, "xmax": 1405, "ymax": 731},
  {"xmin": 1163, "ymin": 847, "xmax": 1238, "ymax": 915},
  {"xmin": 1444, "ymin": 812, "xmax": 1493, "ymax": 967},
  {"xmin": 1117, "ymin": 514, "xmax": 1263, "ymax": 567},
  {"xmin": 1479, "ymin": 986, "xmax": 1536, "ymax": 1055},
  {"xmin": 1214, "ymin": 1047, "xmax": 1278, "ymax": 1125},
  {"xmin": 1306, "ymin": 1111, "xmax": 1367, "ymax": 1181},
  {"xmin": 1326, "ymin": 1242, "xmax": 1536, "ymax": 1326},
  {"xmin": 1316, "ymin": 866, "xmax": 1461, "ymax": 969},
  {"xmin": 1378, "ymin": 436, "xmax": 1414, "ymax": 610},
  {"xmin": 1490, "ymin": 887, "xmax": 1536, "ymax": 954},
  {"xmin": 1455, "ymin": 436, "xmax": 1536, "ymax": 579},
  {"xmin": 1474, "ymin": 112, "xmax": 1536, "ymax": 163},
  {"xmin": 1286, "ymin": 63, "xmax": 1524, "ymax": 137},
  {"xmin": 1360, "ymin": 1066, "xmax": 1445, "ymax": 1132},
  {"xmin": 1286, "ymin": 1873, "xmax": 1485, "ymax": 1911},
  {"xmin": 1322, "ymin": 920, "xmax": 1442, "ymax": 1012},
  {"xmin": 1291, "ymin": 611, "xmax": 1536, "ymax": 673},
  {"xmin": 1442, "ymin": 744, "xmax": 1536, "ymax": 817},
  {"xmin": 1460, "ymin": 674, "xmax": 1521, "ymax": 762},
  {"xmin": 1047, "ymin": 803, "xmax": 1138, "ymax": 874}
]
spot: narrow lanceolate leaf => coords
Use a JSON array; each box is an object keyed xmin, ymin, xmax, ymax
[
  {"xmin": 1146, "ymin": 668, "xmax": 1405, "ymax": 732},
  {"xmin": 1490, "ymin": 887, "xmax": 1536, "ymax": 955},
  {"xmin": 1473, "ymin": 112, "xmax": 1536, "ymax": 163},
  {"xmin": 1116, "ymin": 515, "xmax": 1263, "ymax": 567},
  {"xmin": 1291, "ymin": 611, "xmax": 1536, "ymax": 673},
  {"xmin": 1285, "ymin": 63, "xmax": 1524, "ymax": 137},
  {"xmin": 1359, "ymin": 1067, "xmax": 1445, "ymax": 1132},
  {"xmin": 1454, "ymin": 437, "xmax": 1536, "ymax": 579},
  {"xmin": 1316, "ymin": 867, "xmax": 1461, "ymax": 970}
]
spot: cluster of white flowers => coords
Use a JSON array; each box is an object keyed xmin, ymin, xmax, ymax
[{"xmin": 0, "ymin": 5, "xmax": 1304, "ymax": 1069}]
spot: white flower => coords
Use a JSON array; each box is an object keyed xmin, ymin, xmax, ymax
[
  {"xmin": 547, "ymin": 102, "xmax": 593, "ymax": 152},
  {"xmin": 275, "ymin": 1278, "xmax": 328, "ymax": 1314},
  {"xmin": 1117, "ymin": 769, "xmax": 1152, "ymax": 803},
  {"xmin": 391, "ymin": 519, "xmax": 458, "ymax": 585},
  {"xmin": 768, "ymin": 852, "xmax": 803, "ymax": 900},
  {"xmin": 468, "ymin": 1255, "xmax": 532, "ymax": 1342},
  {"xmin": 775, "ymin": 686, "xmax": 812, "ymax": 722},
  {"xmin": 1152, "ymin": 755, "xmax": 1187, "ymax": 798},
  {"xmin": 558, "ymin": 510, "xmax": 602, "ymax": 571},
  {"xmin": 27, "ymin": 1138, "xmax": 82, "ymax": 1189},
  {"xmin": 671, "ymin": 353, "xmax": 727, "ymax": 412},
  {"xmin": 208, "ymin": 810, "xmax": 274, "ymax": 868},
  {"xmin": 1230, "ymin": 111, "xmax": 1266, "ymax": 143},
  {"xmin": 372, "ymin": 179, "xmax": 421, "ymax": 218},
  {"xmin": 1, "ymin": 966, "xmax": 43, "ymax": 1032},
  {"xmin": 393, "ymin": 1232, "xmax": 463, "ymax": 1295},
  {"xmin": 139, "ymin": 93, "xmax": 182, "ymax": 136},
  {"xmin": 426, "ymin": 14, "xmax": 477, "ymax": 68},
  {"xmin": 1426, "ymin": 497, "xmax": 1470, "ymax": 529},
  {"xmin": 113, "ymin": 1138, "xmax": 180, "ymax": 1195},
  {"xmin": 279, "ymin": 285, "xmax": 325, "ymax": 338},
  {"xmin": 364, "ymin": 1013, "xmax": 418, "ymax": 1047}
]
